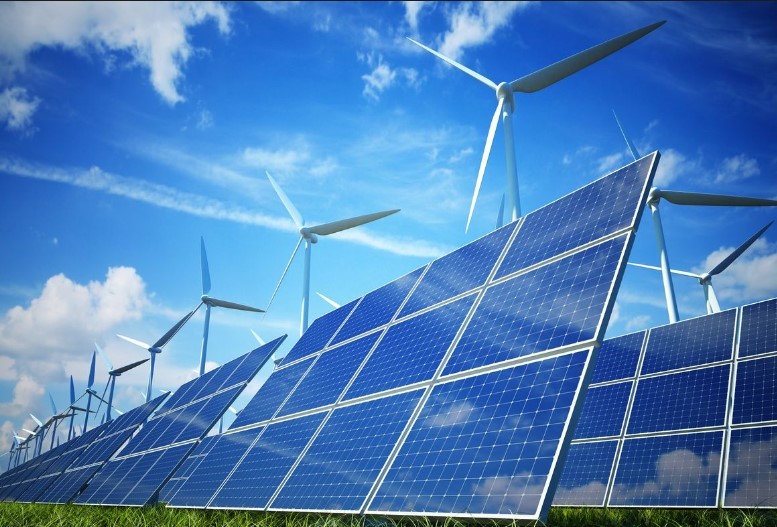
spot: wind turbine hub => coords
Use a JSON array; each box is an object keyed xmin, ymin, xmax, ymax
[
  {"xmin": 699, "ymin": 274, "xmax": 711, "ymax": 285},
  {"xmin": 201, "ymin": 294, "xmax": 211, "ymax": 304},
  {"xmin": 300, "ymin": 228, "xmax": 319, "ymax": 243},
  {"xmin": 495, "ymin": 82, "xmax": 514, "ymax": 112},
  {"xmin": 646, "ymin": 187, "xmax": 662, "ymax": 205},
  {"xmin": 150, "ymin": 347, "xmax": 162, "ymax": 354}
]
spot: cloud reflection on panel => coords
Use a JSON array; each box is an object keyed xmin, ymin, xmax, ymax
[
  {"xmin": 553, "ymin": 440, "xmax": 617, "ymax": 506},
  {"xmin": 724, "ymin": 426, "xmax": 777, "ymax": 507},
  {"xmin": 609, "ymin": 431, "xmax": 722, "ymax": 507}
]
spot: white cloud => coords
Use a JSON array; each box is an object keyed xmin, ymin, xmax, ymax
[
  {"xmin": 425, "ymin": 400, "xmax": 476, "ymax": 427},
  {"xmin": 196, "ymin": 109, "xmax": 214, "ymax": 130},
  {"xmin": 0, "ymin": 86, "xmax": 40, "ymax": 132},
  {"xmin": 0, "ymin": 1, "xmax": 230, "ymax": 104},
  {"xmin": 359, "ymin": 52, "xmax": 420, "ymax": 102},
  {"xmin": 0, "ymin": 375, "xmax": 45, "ymax": 419},
  {"xmin": 403, "ymin": 1, "xmax": 433, "ymax": 34},
  {"xmin": 725, "ymin": 434, "xmax": 777, "ymax": 507},
  {"xmin": 0, "ymin": 156, "xmax": 450, "ymax": 259},
  {"xmin": 626, "ymin": 314, "xmax": 652, "ymax": 332},
  {"xmin": 714, "ymin": 154, "xmax": 760, "ymax": 184},
  {"xmin": 438, "ymin": 2, "xmax": 529, "ymax": 61},
  {"xmin": 597, "ymin": 152, "xmax": 625, "ymax": 174},
  {"xmin": 255, "ymin": 1, "xmax": 301, "ymax": 15},
  {"xmin": 654, "ymin": 148, "xmax": 698, "ymax": 187},
  {"xmin": 449, "ymin": 147, "xmax": 473, "ymax": 163},
  {"xmin": 692, "ymin": 237, "xmax": 777, "ymax": 304}
]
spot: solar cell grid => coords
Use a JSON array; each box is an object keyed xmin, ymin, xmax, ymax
[
  {"xmin": 640, "ymin": 309, "xmax": 736, "ymax": 375},
  {"xmin": 573, "ymin": 381, "xmax": 631, "ymax": 439},
  {"xmin": 280, "ymin": 299, "xmax": 360, "ymax": 366},
  {"xmin": 590, "ymin": 331, "xmax": 645, "ymax": 384},
  {"xmin": 739, "ymin": 298, "xmax": 777, "ymax": 358},
  {"xmin": 554, "ymin": 440, "xmax": 618, "ymax": 506},
  {"xmin": 330, "ymin": 267, "xmax": 425, "ymax": 346},
  {"xmin": 724, "ymin": 425, "xmax": 777, "ymax": 507},
  {"xmin": 277, "ymin": 333, "xmax": 381, "ymax": 417},
  {"xmin": 495, "ymin": 154, "xmax": 656, "ymax": 279},
  {"xmin": 398, "ymin": 222, "xmax": 518, "ymax": 318},
  {"xmin": 733, "ymin": 355, "xmax": 777, "ymax": 425},
  {"xmin": 443, "ymin": 234, "xmax": 628, "ymax": 376},
  {"xmin": 121, "ymin": 444, "xmax": 193, "ymax": 506}
]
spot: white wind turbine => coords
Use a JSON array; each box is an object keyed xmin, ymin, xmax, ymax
[
  {"xmin": 194, "ymin": 237, "xmax": 265, "ymax": 376},
  {"xmin": 45, "ymin": 393, "xmax": 74, "ymax": 451},
  {"xmin": 265, "ymin": 172, "xmax": 400, "ymax": 335},
  {"xmin": 116, "ymin": 310, "xmax": 195, "ymax": 401},
  {"xmin": 94, "ymin": 342, "xmax": 149, "ymax": 422},
  {"xmin": 408, "ymin": 20, "xmax": 665, "ymax": 232},
  {"xmin": 630, "ymin": 221, "xmax": 773, "ymax": 314},
  {"xmin": 316, "ymin": 292, "xmax": 341, "ymax": 310},
  {"xmin": 613, "ymin": 111, "xmax": 777, "ymax": 322}
]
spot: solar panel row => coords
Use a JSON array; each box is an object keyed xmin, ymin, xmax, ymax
[
  {"xmin": 555, "ymin": 297, "xmax": 777, "ymax": 508},
  {"xmin": 161, "ymin": 153, "xmax": 659, "ymax": 523}
]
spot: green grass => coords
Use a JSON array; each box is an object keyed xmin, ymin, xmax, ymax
[{"xmin": 0, "ymin": 504, "xmax": 775, "ymax": 527}]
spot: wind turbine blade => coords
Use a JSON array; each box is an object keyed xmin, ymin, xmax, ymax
[
  {"xmin": 116, "ymin": 334, "xmax": 152, "ymax": 351},
  {"xmin": 709, "ymin": 221, "xmax": 773, "ymax": 277},
  {"xmin": 94, "ymin": 342, "xmax": 113, "ymax": 372},
  {"xmin": 612, "ymin": 109, "xmax": 641, "ymax": 161},
  {"xmin": 511, "ymin": 21, "xmax": 666, "ymax": 93},
  {"xmin": 466, "ymin": 96, "xmax": 504, "ymax": 233},
  {"xmin": 207, "ymin": 297, "xmax": 265, "ymax": 313},
  {"xmin": 88, "ymin": 352, "xmax": 96, "ymax": 389},
  {"xmin": 659, "ymin": 191, "xmax": 777, "ymax": 207},
  {"xmin": 112, "ymin": 358, "xmax": 150, "ymax": 375},
  {"xmin": 29, "ymin": 414, "xmax": 43, "ymax": 427},
  {"xmin": 307, "ymin": 209, "xmax": 400, "ymax": 236},
  {"xmin": 266, "ymin": 236, "xmax": 304, "ymax": 313},
  {"xmin": 152, "ymin": 310, "xmax": 196, "ymax": 349},
  {"xmin": 628, "ymin": 262, "xmax": 700, "ymax": 278},
  {"xmin": 316, "ymin": 292, "xmax": 341, "ymax": 309},
  {"xmin": 48, "ymin": 393, "xmax": 57, "ymax": 415},
  {"xmin": 201, "ymin": 236, "xmax": 212, "ymax": 295},
  {"xmin": 266, "ymin": 172, "xmax": 304, "ymax": 228},
  {"xmin": 406, "ymin": 37, "xmax": 498, "ymax": 90},
  {"xmin": 250, "ymin": 329, "xmax": 266, "ymax": 345},
  {"xmin": 70, "ymin": 376, "xmax": 75, "ymax": 405}
]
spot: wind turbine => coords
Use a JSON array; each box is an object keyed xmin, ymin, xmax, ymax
[
  {"xmin": 195, "ymin": 237, "xmax": 264, "ymax": 376},
  {"xmin": 94, "ymin": 342, "xmax": 149, "ymax": 422},
  {"xmin": 80, "ymin": 351, "xmax": 98, "ymax": 434},
  {"xmin": 613, "ymin": 111, "xmax": 777, "ymax": 322},
  {"xmin": 408, "ymin": 20, "xmax": 665, "ymax": 232},
  {"xmin": 46, "ymin": 393, "xmax": 74, "ymax": 451},
  {"xmin": 316, "ymin": 292, "xmax": 341, "ymax": 310},
  {"xmin": 116, "ymin": 310, "xmax": 195, "ymax": 401},
  {"xmin": 630, "ymin": 221, "xmax": 773, "ymax": 314},
  {"xmin": 250, "ymin": 330, "xmax": 283, "ymax": 367},
  {"xmin": 265, "ymin": 171, "xmax": 400, "ymax": 335}
]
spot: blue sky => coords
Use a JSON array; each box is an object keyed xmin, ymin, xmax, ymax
[{"xmin": 0, "ymin": 1, "xmax": 775, "ymax": 453}]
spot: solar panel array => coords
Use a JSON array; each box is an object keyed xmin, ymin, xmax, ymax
[
  {"xmin": 73, "ymin": 337, "xmax": 284, "ymax": 506},
  {"xmin": 554, "ymin": 296, "xmax": 777, "ymax": 508},
  {"xmin": 0, "ymin": 393, "xmax": 166, "ymax": 503},
  {"xmin": 161, "ymin": 153, "xmax": 659, "ymax": 522}
]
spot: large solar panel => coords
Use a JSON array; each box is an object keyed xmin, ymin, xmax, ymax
[
  {"xmin": 74, "ymin": 337, "xmax": 283, "ymax": 506},
  {"xmin": 555, "ymin": 296, "xmax": 777, "ymax": 509},
  {"xmin": 165, "ymin": 152, "xmax": 659, "ymax": 522}
]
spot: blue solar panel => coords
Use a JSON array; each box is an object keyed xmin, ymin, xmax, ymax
[
  {"xmin": 591, "ymin": 331, "xmax": 645, "ymax": 384},
  {"xmin": 345, "ymin": 294, "xmax": 477, "ymax": 401},
  {"xmin": 495, "ymin": 154, "xmax": 657, "ymax": 279},
  {"xmin": 38, "ymin": 465, "xmax": 101, "ymax": 504},
  {"xmin": 230, "ymin": 357, "xmax": 313, "ymax": 429},
  {"xmin": 554, "ymin": 440, "xmax": 618, "ymax": 506},
  {"xmin": 209, "ymin": 413, "xmax": 326, "ymax": 510},
  {"xmin": 330, "ymin": 267, "xmax": 425, "ymax": 345},
  {"xmin": 159, "ymin": 435, "xmax": 220, "ymax": 504},
  {"xmin": 724, "ymin": 425, "xmax": 777, "ymax": 507},
  {"xmin": 271, "ymin": 390, "xmax": 423, "ymax": 512},
  {"xmin": 277, "ymin": 333, "xmax": 381, "ymax": 417},
  {"xmin": 76, "ymin": 453, "xmax": 142, "ymax": 504},
  {"xmin": 399, "ymin": 223, "xmax": 518, "ymax": 317},
  {"xmin": 733, "ymin": 356, "xmax": 777, "ymax": 425},
  {"xmin": 627, "ymin": 365, "xmax": 729, "ymax": 434},
  {"xmin": 574, "ymin": 382, "xmax": 631, "ymax": 439},
  {"xmin": 280, "ymin": 299, "xmax": 360, "ymax": 366},
  {"xmin": 369, "ymin": 350, "xmax": 590, "ymax": 518},
  {"xmin": 165, "ymin": 430, "xmax": 259, "ymax": 508},
  {"xmin": 444, "ymin": 235, "xmax": 628, "ymax": 376},
  {"xmin": 121, "ymin": 444, "xmax": 193, "ymax": 506},
  {"xmin": 640, "ymin": 310, "xmax": 736, "ymax": 375},
  {"xmin": 609, "ymin": 431, "xmax": 723, "ymax": 507},
  {"xmin": 739, "ymin": 298, "xmax": 777, "ymax": 358}
]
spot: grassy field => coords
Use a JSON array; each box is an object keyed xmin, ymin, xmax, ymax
[{"xmin": 0, "ymin": 504, "xmax": 775, "ymax": 527}]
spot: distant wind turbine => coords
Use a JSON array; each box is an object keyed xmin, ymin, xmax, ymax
[
  {"xmin": 82, "ymin": 352, "xmax": 97, "ymax": 434},
  {"xmin": 613, "ymin": 111, "xmax": 777, "ymax": 322},
  {"xmin": 316, "ymin": 292, "xmax": 341, "ymax": 309},
  {"xmin": 46, "ymin": 393, "xmax": 74, "ymax": 451},
  {"xmin": 630, "ymin": 221, "xmax": 773, "ymax": 314},
  {"xmin": 94, "ymin": 342, "xmax": 149, "ymax": 422},
  {"xmin": 116, "ymin": 310, "xmax": 195, "ymax": 401},
  {"xmin": 193, "ymin": 237, "xmax": 264, "ymax": 376},
  {"xmin": 408, "ymin": 20, "xmax": 665, "ymax": 232},
  {"xmin": 265, "ymin": 171, "xmax": 400, "ymax": 335}
]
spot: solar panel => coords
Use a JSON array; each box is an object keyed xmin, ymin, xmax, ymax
[
  {"xmin": 280, "ymin": 299, "xmax": 360, "ymax": 366},
  {"xmin": 165, "ymin": 153, "xmax": 658, "ymax": 522},
  {"xmin": 555, "ymin": 297, "xmax": 777, "ymax": 509},
  {"xmin": 74, "ymin": 338, "xmax": 282, "ymax": 506}
]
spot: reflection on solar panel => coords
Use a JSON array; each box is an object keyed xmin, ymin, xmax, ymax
[
  {"xmin": 555, "ymin": 296, "xmax": 777, "ymax": 509},
  {"xmin": 74, "ymin": 337, "xmax": 283, "ymax": 506},
  {"xmin": 166, "ymin": 153, "xmax": 658, "ymax": 522}
]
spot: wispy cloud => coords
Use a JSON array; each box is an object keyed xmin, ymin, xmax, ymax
[
  {"xmin": 0, "ymin": 86, "xmax": 39, "ymax": 133},
  {"xmin": 713, "ymin": 154, "xmax": 760, "ymax": 184},
  {"xmin": 358, "ymin": 52, "xmax": 420, "ymax": 102},
  {"xmin": 437, "ymin": 2, "xmax": 530, "ymax": 61},
  {"xmin": 0, "ymin": 156, "xmax": 449, "ymax": 258}
]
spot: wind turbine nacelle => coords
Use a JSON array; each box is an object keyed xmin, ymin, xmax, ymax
[
  {"xmin": 299, "ymin": 228, "xmax": 319, "ymax": 243},
  {"xmin": 495, "ymin": 82, "xmax": 514, "ymax": 112},
  {"xmin": 150, "ymin": 347, "xmax": 163, "ymax": 354},
  {"xmin": 647, "ymin": 187, "xmax": 661, "ymax": 205}
]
